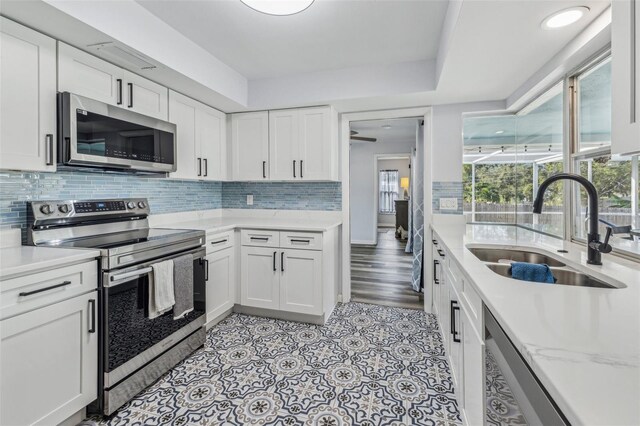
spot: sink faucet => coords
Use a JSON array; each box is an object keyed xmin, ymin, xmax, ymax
[{"xmin": 533, "ymin": 173, "xmax": 612, "ymax": 265}]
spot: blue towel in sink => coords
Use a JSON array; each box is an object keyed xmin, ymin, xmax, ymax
[{"xmin": 510, "ymin": 262, "xmax": 556, "ymax": 284}]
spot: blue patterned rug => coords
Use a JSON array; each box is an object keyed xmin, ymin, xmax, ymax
[{"xmin": 88, "ymin": 302, "xmax": 462, "ymax": 425}]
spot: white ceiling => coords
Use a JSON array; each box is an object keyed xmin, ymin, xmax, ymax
[
  {"xmin": 351, "ymin": 118, "xmax": 420, "ymax": 143},
  {"xmin": 135, "ymin": 0, "xmax": 448, "ymax": 79}
]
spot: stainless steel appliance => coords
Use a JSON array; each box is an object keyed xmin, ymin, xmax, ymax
[
  {"xmin": 27, "ymin": 198, "xmax": 206, "ymax": 416},
  {"xmin": 58, "ymin": 92, "xmax": 177, "ymax": 173}
]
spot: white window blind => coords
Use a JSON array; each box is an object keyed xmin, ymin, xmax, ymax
[{"xmin": 379, "ymin": 170, "xmax": 399, "ymax": 214}]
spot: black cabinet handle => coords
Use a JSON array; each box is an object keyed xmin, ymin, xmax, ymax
[
  {"xmin": 433, "ymin": 260, "xmax": 440, "ymax": 284},
  {"xmin": 19, "ymin": 280, "xmax": 71, "ymax": 297},
  {"xmin": 251, "ymin": 237, "xmax": 269, "ymax": 241},
  {"xmin": 197, "ymin": 158, "xmax": 202, "ymax": 176},
  {"xmin": 116, "ymin": 79, "xmax": 123, "ymax": 105},
  {"xmin": 45, "ymin": 134, "xmax": 54, "ymax": 166},
  {"xmin": 127, "ymin": 82, "xmax": 133, "ymax": 108},
  {"xmin": 451, "ymin": 301, "xmax": 460, "ymax": 343},
  {"xmin": 300, "ymin": 160, "xmax": 303, "ymax": 178},
  {"xmin": 204, "ymin": 259, "xmax": 209, "ymax": 281},
  {"xmin": 293, "ymin": 160, "xmax": 296, "ymax": 178},
  {"xmin": 211, "ymin": 239, "xmax": 228, "ymax": 245},
  {"xmin": 281, "ymin": 251, "xmax": 284, "ymax": 272},
  {"xmin": 290, "ymin": 239, "xmax": 311, "ymax": 244},
  {"xmin": 437, "ymin": 249, "xmax": 445, "ymax": 257},
  {"xmin": 203, "ymin": 158, "xmax": 208, "ymax": 177},
  {"xmin": 273, "ymin": 251, "xmax": 277, "ymax": 271},
  {"xmin": 432, "ymin": 239, "xmax": 438, "ymax": 245},
  {"xmin": 89, "ymin": 298, "xmax": 96, "ymax": 333},
  {"xmin": 263, "ymin": 161, "xmax": 267, "ymax": 178}
]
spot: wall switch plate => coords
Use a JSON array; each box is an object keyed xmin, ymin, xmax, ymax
[
  {"xmin": 246, "ymin": 194, "xmax": 253, "ymax": 205},
  {"xmin": 440, "ymin": 198, "xmax": 458, "ymax": 210}
]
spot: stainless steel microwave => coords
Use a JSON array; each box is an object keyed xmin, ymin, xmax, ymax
[{"xmin": 58, "ymin": 92, "xmax": 177, "ymax": 173}]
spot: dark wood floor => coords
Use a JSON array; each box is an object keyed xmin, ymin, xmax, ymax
[{"xmin": 351, "ymin": 228, "xmax": 423, "ymax": 310}]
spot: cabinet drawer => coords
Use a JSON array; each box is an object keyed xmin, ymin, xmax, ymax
[
  {"xmin": 280, "ymin": 231, "xmax": 323, "ymax": 251},
  {"xmin": 241, "ymin": 229, "xmax": 279, "ymax": 247},
  {"xmin": 0, "ymin": 261, "xmax": 98, "ymax": 320},
  {"xmin": 448, "ymin": 259, "xmax": 463, "ymax": 294},
  {"xmin": 207, "ymin": 230, "xmax": 234, "ymax": 254}
]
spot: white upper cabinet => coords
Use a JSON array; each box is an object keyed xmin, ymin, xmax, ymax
[
  {"xmin": 299, "ymin": 107, "xmax": 336, "ymax": 181},
  {"xmin": 612, "ymin": 0, "xmax": 640, "ymax": 155},
  {"xmin": 269, "ymin": 109, "xmax": 300, "ymax": 180},
  {"xmin": 232, "ymin": 111, "xmax": 270, "ymax": 181},
  {"xmin": 169, "ymin": 90, "xmax": 226, "ymax": 180},
  {"xmin": 123, "ymin": 70, "xmax": 169, "ymax": 120},
  {"xmin": 0, "ymin": 17, "xmax": 57, "ymax": 172},
  {"xmin": 58, "ymin": 42, "xmax": 123, "ymax": 106},
  {"xmin": 58, "ymin": 43, "xmax": 169, "ymax": 120},
  {"xmin": 232, "ymin": 106, "xmax": 337, "ymax": 182}
]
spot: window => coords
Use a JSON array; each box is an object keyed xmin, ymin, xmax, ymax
[
  {"xmin": 571, "ymin": 54, "xmax": 640, "ymax": 256},
  {"xmin": 379, "ymin": 170, "xmax": 399, "ymax": 214}
]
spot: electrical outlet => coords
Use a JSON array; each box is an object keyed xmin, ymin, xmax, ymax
[
  {"xmin": 246, "ymin": 194, "xmax": 253, "ymax": 205},
  {"xmin": 439, "ymin": 198, "xmax": 458, "ymax": 210}
]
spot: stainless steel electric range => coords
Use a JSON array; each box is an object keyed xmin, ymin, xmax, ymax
[{"xmin": 27, "ymin": 198, "xmax": 207, "ymax": 416}]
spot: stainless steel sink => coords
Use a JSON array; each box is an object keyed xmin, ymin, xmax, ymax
[
  {"xmin": 468, "ymin": 247, "xmax": 566, "ymax": 267},
  {"xmin": 485, "ymin": 263, "xmax": 615, "ymax": 289}
]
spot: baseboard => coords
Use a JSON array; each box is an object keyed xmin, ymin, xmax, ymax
[
  {"xmin": 351, "ymin": 239, "xmax": 376, "ymax": 246},
  {"xmin": 205, "ymin": 307, "xmax": 234, "ymax": 329},
  {"xmin": 234, "ymin": 304, "xmax": 326, "ymax": 325}
]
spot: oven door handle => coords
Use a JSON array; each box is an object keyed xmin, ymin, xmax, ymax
[{"xmin": 110, "ymin": 266, "xmax": 153, "ymax": 282}]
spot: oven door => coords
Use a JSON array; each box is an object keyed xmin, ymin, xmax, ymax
[
  {"xmin": 58, "ymin": 92, "xmax": 177, "ymax": 173},
  {"xmin": 101, "ymin": 247, "xmax": 206, "ymax": 388}
]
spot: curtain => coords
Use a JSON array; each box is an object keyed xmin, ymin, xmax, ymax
[
  {"xmin": 379, "ymin": 170, "xmax": 399, "ymax": 214},
  {"xmin": 409, "ymin": 124, "xmax": 424, "ymax": 292}
]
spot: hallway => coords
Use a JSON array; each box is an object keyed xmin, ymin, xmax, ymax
[{"xmin": 350, "ymin": 228, "xmax": 423, "ymax": 309}]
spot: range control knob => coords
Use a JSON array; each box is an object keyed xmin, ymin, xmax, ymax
[
  {"xmin": 127, "ymin": 202, "xmax": 136, "ymax": 210},
  {"xmin": 137, "ymin": 201, "xmax": 146, "ymax": 209},
  {"xmin": 58, "ymin": 204, "xmax": 70, "ymax": 214},
  {"xmin": 39, "ymin": 204, "xmax": 53, "ymax": 215}
]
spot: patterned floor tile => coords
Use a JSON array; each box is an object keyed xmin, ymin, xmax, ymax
[
  {"xmin": 485, "ymin": 347, "xmax": 528, "ymax": 425},
  {"xmin": 87, "ymin": 302, "xmax": 463, "ymax": 426}
]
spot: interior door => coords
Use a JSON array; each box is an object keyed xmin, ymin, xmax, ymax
[
  {"xmin": 280, "ymin": 249, "xmax": 322, "ymax": 315},
  {"xmin": 169, "ymin": 91, "xmax": 198, "ymax": 179},
  {"xmin": 0, "ymin": 17, "xmax": 57, "ymax": 172},
  {"xmin": 241, "ymin": 246, "xmax": 279, "ymax": 309},
  {"xmin": 0, "ymin": 291, "xmax": 97, "ymax": 426},
  {"xmin": 299, "ymin": 107, "xmax": 332, "ymax": 180},
  {"xmin": 124, "ymin": 70, "xmax": 168, "ymax": 121},
  {"xmin": 269, "ymin": 109, "xmax": 300, "ymax": 180},
  {"xmin": 232, "ymin": 112, "xmax": 269, "ymax": 180}
]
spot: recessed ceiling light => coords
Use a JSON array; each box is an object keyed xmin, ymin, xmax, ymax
[
  {"xmin": 240, "ymin": 0, "xmax": 314, "ymax": 16},
  {"xmin": 542, "ymin": 7, "xmax": 589, "ymax": 29},
  {"xmin": 381, "ymin": 125, "xmax": 392, "ymax": 129},
  {"xmin": 495, "ymin": 130, "xmax": 504, "ymax": 134}
]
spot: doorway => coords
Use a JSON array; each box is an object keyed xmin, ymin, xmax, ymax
[{"xmin": 348, "ymin": 117, "xmax": 424, "ymax": 309}]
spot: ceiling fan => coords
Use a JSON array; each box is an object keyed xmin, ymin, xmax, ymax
[{"xmin": 350, "ymin": 130, "xmax": 376, "ymax": 142}]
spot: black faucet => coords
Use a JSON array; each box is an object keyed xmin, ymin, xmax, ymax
[{"xmin": 533, "ymin": 173, "xmax": 612, "ymax": 265}]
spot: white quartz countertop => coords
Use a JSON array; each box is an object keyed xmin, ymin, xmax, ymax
[
  {"xmin": 431, "ymin": 223, "xmax": 640, "ymax": 425},
  {"xmin": 159, "ymin": 216, "xmax": 342, "ymax": 233},
  {"xmin": 0, "ymin": 246, "xmax": 100, "ymax": 280}
]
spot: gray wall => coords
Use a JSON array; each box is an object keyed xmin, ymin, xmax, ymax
[{"xmin": 350, "ymin": 138, "xmax": 416, "ymax": 244}]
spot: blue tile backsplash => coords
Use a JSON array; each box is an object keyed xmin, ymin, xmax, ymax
[
  {"xmin": 0, "ymin": 170, "xmax": 342, "ymax": 231},
  {"xmin": 432, "ymin": 181, "xmax": 463, "ymax": 215}
]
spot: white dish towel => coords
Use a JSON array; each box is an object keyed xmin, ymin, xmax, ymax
[{"xmin": 148, "ymin": 259, "xmax": 175, "ymax": 319}]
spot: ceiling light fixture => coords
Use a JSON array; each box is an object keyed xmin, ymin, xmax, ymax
[
  {"xmin": 495, "ymin": 130, "xmax": 504, "ymax": 134},
  {"xmin": 240, "ymin": 0, "xmax": 314, "ymax": 16},
  {"xmin": 542, "ymin": 6, "xmax": 589, "ymax": 29},
  {"xmin": 381, "ymin": 125, "xmax": 392, "ymax": 129}
]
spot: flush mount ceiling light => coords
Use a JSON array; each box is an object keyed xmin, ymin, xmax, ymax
[
  {"xmin": 542, "ymin": 6, "xmax": 589, "ymax": 29},
  {"xmin": 381, "ymin": 125, "xmax": 392, "ymax": 129},
  {"xmin": 240, "ymin": 0, "xmax": 314, "ymax": 16},
  {"xmin": 495, "ymin": 130, "xmax": 504, "ymax": 134}
]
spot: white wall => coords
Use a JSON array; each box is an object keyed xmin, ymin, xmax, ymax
[
  {"xmin": 350, "ymin": 138, "xmax": 416, "ymax": 244},
  {"xmin": 377, "ymin": 158, "xmax": 411, "ymax": 227}
]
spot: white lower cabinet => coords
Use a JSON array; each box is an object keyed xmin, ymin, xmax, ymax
[
  {"xmin": 279, "ymin": 249, "xmax": 322, "ymax": 315},
  {"xmin": 206, "ymin": 247, "xmax": 236, "ymax": 322},
  {"xmin": 241, "ymin": 246, "xmax": 280, "ymax": 310},
  {"xmin": 0, "ymin": 291, "xmax": 98, "ymax": 426}
]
